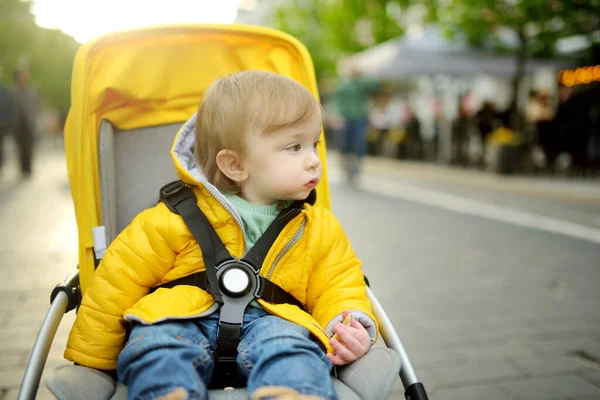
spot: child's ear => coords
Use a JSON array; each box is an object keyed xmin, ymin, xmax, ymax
[{"xmin": 216, "ymin": 150, "xmax": 248, "ymax": 182}]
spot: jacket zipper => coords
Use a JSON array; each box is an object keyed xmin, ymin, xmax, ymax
[
  {"xmin": 266, "ymin": 217, "xmax": 306, "ymax": 279},
  {"xmin": 199, "ymin": 183, "xmax": 248, "ymax": 255},
  {"xmin": 311, "ymin": 321, "xmax": 329, "ymax": 337}
]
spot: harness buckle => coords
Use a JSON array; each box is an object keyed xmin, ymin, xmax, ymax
[
  {"xmin": 160, "ymin": 180, "xmax": 186, "ymax": 199},
  {"xmin": 219, "ymin": 266, "xmax": 252, "ymax": 298}
]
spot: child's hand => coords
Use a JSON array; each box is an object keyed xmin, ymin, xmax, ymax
[{"xmin": 326, "ymin": 310, "xmax": 371, "ymax": 366}]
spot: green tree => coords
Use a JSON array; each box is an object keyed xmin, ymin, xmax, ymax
[
  {"xmin": 273, "ymin": 0, "xmax": 410, "ymax": 81},
  {"xmin": 0, "ymin": 0, "xmax": 38, "ymax": 74},
  {"xmin": 0, "ymin": 0, "xmax": 79, "ymax": 115},
  {"xmin": 424, "ymin": 0, "xmax": 600, "ymax": 128},
  {"xmin": 29, "ymin": 28, "xmax": 80, "ymax": 114}
]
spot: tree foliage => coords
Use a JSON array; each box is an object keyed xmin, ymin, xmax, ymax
[
  {"xmin": 0, "ymin": 0, "xmax": 79, "ymax": 114},
  {"xmin": 423, "ymin": 0, "xmax": 600, "ymax": 127},
  {"xmin": 273, "ymin": 0, "xmax": 411, "ymax": 81},
  {"xmin": 424, "ymin": 0, "xmax": 600, "ymax": 58}
]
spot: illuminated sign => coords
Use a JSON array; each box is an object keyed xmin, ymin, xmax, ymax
[{"xmin": 558, "ymin": 65, "xmax": 600, "ymax": 86}]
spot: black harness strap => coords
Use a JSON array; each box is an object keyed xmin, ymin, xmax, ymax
[
  {"xmin": 157, "ymin": 180, "xmax": 310, "ymax": 387},
  {"xmin": 150, "ymin": 271, "xmax": 304, "ymax": 310},
  {"xmin": 157, "ymin": 181, "xmax": 305, "ymax": 309},
  {"xmin": 159, "ymin": 181, "xmax": 231, "ymax": 305},
  {"xmin": 242, "ymin": 207, "xmax": 301, "ymax": 270}
]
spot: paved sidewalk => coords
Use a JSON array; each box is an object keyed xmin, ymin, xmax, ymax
[
  {"xmin": 0, "ymin": 143, "xmax": 76, "ymax": 399},
  {"xmin": 328, "ymin": 152, "xmax": 600, "ymax": 203},
  {"xmin": 326, "ymin": 153, "xmax": 600, "ymax": 400},
  {"xmin": 327, "ymin": 152, "xmax": 600, "ymax": 232}
]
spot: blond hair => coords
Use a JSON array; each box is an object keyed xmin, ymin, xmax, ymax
[{"xmin": 195, "ymin": 70, "xmax": 321, "ymax": 193}]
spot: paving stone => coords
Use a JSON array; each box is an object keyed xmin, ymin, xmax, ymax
[
  {"xmin": 501, "ymin": 376, "xmax": 600, "ymax": 400},
  {"xmin": 534, "ymin": 321, "xmax": 600, "ymax": 338},
  {"xmin": 454, "ymin": 343, "xmax": 541, "ymax": 361},
  {"xmin": 509, "ymin": 355, "xmax": 588, "ymax": 376},
  {"xmin": 0, "ymin": 367, "xmax": 26, "ymax": 387},
  {"xmin": 0, "ymin": 354, "xmax": 26, "ymax": 370},
  {"xmin": 3, "ymin": 310, "xmax": 47, "ymax": 327},
  {"xmin": 3, "ymin": 367, "xmax": 60, "ymax": 400},
  {"xmin": 3, "ymin": 386, "xmax": 56, "ymax": 400},
  {"xmin": 410, "ymin": 348, "xmax": 464, "ymax": 367},
  {"xmin": 0, "ymin": 335, "xmax": 67, "ymax": 352},
  {"xmin": 425, "ymin": 360, "xmax": 523, "ymax": 387},
  {"xmin": 431, "ymin": 384, "xmax": 513, "ymax": 400},
  {"xmin": 528, "ymin": 338, "xmax": 600, "ymax": 356},
  {"xmin": 455, "ymin": 320, "xmax": 538, "ymax": 339},
  {"xmin": 531, "ymin": 317, "xmax": 600, "ymax": 334},
  {"xmin": 0, "ymin": 324, "xmax": 72, "ymax": 343},
  {"xmin": 444, "ymin": 333, "xmax": 544, "ymax": 349},
  {"xmin": 579, "ymin": 371, "xmax": 600, "ymax": 388}
]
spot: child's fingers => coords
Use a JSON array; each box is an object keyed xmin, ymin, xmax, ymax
[
  {"xmin": 331, "ymin": 312, "xmax": 354, "ymax": 341},
  {"xmin": 342, "ymin": 309, "xmax": 351, "ymax": 322},
  {"xmin": 332, "ymin": 325, "xmax": 362, "ymax": 354},
  {"xmin": 326, "ymin": 353, "xmax": 345, "ymax": 366},
  {"xmin": 348, "ymin": 319, "xmax": 372, "ymax": 348},
  {"xmin": 330, "ymin": 338, "xmax": 356, "ymax": 364},
  {"xmin": 349, "ymin": 317, "xmax": 363, "ymax": 330}
]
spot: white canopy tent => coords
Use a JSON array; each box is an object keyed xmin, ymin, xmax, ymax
[{"xmin": 350, "ymin": 26, "xmax": 571, "ymax": 79}]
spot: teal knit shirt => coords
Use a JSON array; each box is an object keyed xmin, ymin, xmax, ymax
[{"xmin": 223, "ymin": 194, "xmax": 287, "ymax": 309}]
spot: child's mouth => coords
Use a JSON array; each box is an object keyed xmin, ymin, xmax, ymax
[{"xmin": 304, "ymin": 179, "xmax": 318, "ymax": 189}]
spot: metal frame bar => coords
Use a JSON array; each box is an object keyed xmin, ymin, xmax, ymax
[
  {"xmin": 367, "ymin": 287, "xmax": 429, "ymax": 400},
  {"xmin": 17, "ymin": 292, "xmax": 69, "ymax": 400}
]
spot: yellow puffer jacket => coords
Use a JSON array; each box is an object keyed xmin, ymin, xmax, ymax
[{"xmin": 65, "ymin": 115, "xmax": 378, "ymax": 370}]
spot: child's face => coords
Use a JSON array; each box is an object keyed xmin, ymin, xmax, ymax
[{"xmin": 241, "ymin": 111, "xmax": 323, "ymax": 205}]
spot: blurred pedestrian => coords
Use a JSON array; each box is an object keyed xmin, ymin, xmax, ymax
[
  {"xmin": 475, "ymin": 100, "xmax": 501, "ymax": 167},
  {"xmin": 526, "ymin": 90, "xmax": 555, "ymax": 171},
  {"xmin": 12, "ymin": 68, "xmax": 40, "ymax": 178},
  {"xmin": 333, "ymin": 62, "xmax": 379, "ymax": 185},
  {"xmin": 476, "ymin": 101, "xmax": 499, "ymax": 143},
  {"xmin": 368, "ymin": 90, "xmax": 393, "ymax": 156},
  {"xmin": 554, "ymin": 83, "xmax": 592, "ymax": 176},
  {"xmin": 451, "ymin": 101, "xmax": 471, "ymax": 167},
  {"xmin": 0, "ymin": 64, "xmax": 16, "ymax": 178},
  {"xmin": 403, "ymin": 104, "xmax": 422, "ymax": 160}
]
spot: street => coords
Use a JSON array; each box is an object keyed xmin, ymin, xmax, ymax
[{"xmin": 1, "ymin": 141, "xmax": 600, "ymax": 399}]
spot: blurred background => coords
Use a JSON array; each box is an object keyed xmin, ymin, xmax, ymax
[{"xmin": 1, "ymin": 1, "xmax": 600, "ymax": 399}]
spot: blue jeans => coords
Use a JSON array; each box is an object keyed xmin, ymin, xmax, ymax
[
  {"xmin": 339, "ymin": 119, "xmax": 368, "ymax": 181},
  {"xmin": 339, "ymin": 119, "xmax": 368, "ymax": 158},
  {"xmin": 117, "ymin": 307, "xmax": 336, "ymax": 400}
]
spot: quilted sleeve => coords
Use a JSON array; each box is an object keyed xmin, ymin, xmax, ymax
[
  {"xmin": 305, "ymin": 208, "xmax": 378, "ymax": 340},
  {"xmin": 64, "ymin": 202, "xmax": 178, "ymax": 370}
]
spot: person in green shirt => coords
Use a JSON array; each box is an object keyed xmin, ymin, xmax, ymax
[{"xmin": 333, "ymin": 63, "xmax": 379, "ymax": 184}]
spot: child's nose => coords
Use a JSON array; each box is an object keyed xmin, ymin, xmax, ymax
[{"xmin": 306, "ymin": 152, "xmax": 321, "ymax": 169}]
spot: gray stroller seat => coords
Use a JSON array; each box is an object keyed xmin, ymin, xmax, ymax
[{"xmin": 40, "ymin": 122, "xmax": 404, "ymax": 400}]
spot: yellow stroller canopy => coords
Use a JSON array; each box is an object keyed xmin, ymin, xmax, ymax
[{"xmin": 64, "ymin": 24, "xmax": 331, "ymax": 293}]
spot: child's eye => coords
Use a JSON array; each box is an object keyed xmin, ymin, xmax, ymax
[
  {"xmin": 288, "ymin": 144, "xmax": 301, "ymax": 152},
  {"xmin": 313, "ymin": 140, "xmax": 321, "ymax": 149}
]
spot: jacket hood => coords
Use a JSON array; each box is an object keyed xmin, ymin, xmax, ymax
[{"xmin": 171, "ymin": 112, "xmax": 211, "ymax": 188}]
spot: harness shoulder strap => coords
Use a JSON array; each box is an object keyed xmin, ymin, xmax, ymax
[
  {"xmin": 158, "ymin": 180, "xmax": 310, "ymax": 388},
  {"xmin": 159, "ymin": 180, "xmax": 230, "ymax": 305},
  {"xmin": 242, "ymin": 191, "xmax": 315, "ymax": 274},
  {"xmin": 157, "ymin": 180, "xmax": 306, "ymax": 310}
]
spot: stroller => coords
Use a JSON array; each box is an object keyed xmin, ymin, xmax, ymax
[{"xmin": 17, "ymin": 24, "xmax": 429, "ymax": 400}]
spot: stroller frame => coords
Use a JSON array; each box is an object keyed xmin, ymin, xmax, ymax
[
  {"xmin": 16, "ymin": 23, "xmax": 429, "ymax": 400},
  {"xmin": 19, "ymin": 271, "xmax": 427, "ymax": 399}
]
